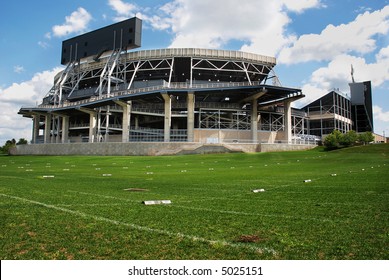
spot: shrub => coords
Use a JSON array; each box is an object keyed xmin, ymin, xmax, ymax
[
  {"xmin": 323, "ymin": 130, "xmax": 343, "ymax": 150},
  {"xmin": 341, "ymin": 130, "xmax": 358, "ymax": 147},
  {"xmin": 324, "ymin": 130, "xmax": 374, "ymax": 150},
  {"xmin": 358, "ymin": 131, "xmax": 374, "ymax": 145}
]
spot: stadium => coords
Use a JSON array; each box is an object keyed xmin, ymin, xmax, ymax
[{"xmin": 16, "ymin": 17, "xmax": 373, "ymax": 155}]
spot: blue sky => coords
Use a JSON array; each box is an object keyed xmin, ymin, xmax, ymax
[{"xmin": 1, "ymin": 0, "xmax": 389, "ymax": 144}]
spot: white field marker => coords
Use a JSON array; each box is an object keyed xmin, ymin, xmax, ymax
[
  {"xmin": 252, "ymin": 189, "xmax": 265, "ymax": 193},
  {"xmin": 143, "ymin": 200, "xmax": 172, "ymax": 205}
]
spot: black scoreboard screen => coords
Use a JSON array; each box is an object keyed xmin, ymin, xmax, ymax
[{"xmin": 61, "ymin": 17, "xmax": 142, "ymax": 65}]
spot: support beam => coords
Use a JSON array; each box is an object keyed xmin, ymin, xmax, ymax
[
  {"xmin": 161, "ymin": 93, "xmax": 171, "ymax": 142},
  {"xmin": 284, "ymin": 100, "xmax": 292, "ymax": 144},
  {"xmin": 44, "ymin": 114, "xmax": 52, "ymax": 144},
  {"xmin": 32, "ymin": 114, "xmax": 40, "ymax": 144},
  {"xmin": 114, "ymin": 100, "xmax": 131, "ymax": 142},
  {"xmin": 55, "ymin": 116, "xmax": 61, "ymax": 143},
  {"xmin": 251, "ymin": 99, "xmax": 258, "ymax": 143},
  {"xmin": 240, "ymin": 90, "xmax": 266, "ymax": 104},
  {"xmin": 187, "ymin": 92, "xmax": 195, "ymax": 142},
  {"xmin": 77, "ymin": 107, "xmax": 97, "ymax": 143},
  {"xmin": 52, "ymin": 112, "xmax": 69, "ymax": 144},
  {"xmin": 62, "ymin": 116, "xmax": 69, "ymax": 143}
]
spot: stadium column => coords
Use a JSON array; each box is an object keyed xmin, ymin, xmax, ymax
[
  {"xmin": 240, "ymin": 90, "xmax": 266, "ymax": 143},
  {"xmin": 114, "ymin": 100, "xmax": 131, "ymax": 143},
  {"xmin": 187, "ymin": 92, "xmax": 195, "ymax": 142},
  {"xmin": 62, "ymin": 116, "xmax": 69, "ymax": 143},
  {"xmin": 251, "ymin": 99, "xmax": 258, "ymax": 143},
  {"xmin": 44, "ymin": 114, "xmax": 52, "ymax": 144},
  {"xmin": 284, "ymin": 100, "xmax": 292, "ymax": 144},
  {"xmin": 32, "ymin": 114, "xmax": 40, "ymax": 144},
  {"xmin": 161, "ymin": 93, "xmax": 171, "ymax": 142},
  {"xmin": 77, "ymin": 108, "xmax": 97, "ymax": 143}
]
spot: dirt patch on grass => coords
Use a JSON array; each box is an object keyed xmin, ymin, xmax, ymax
[{"xmin": 236, "ymin": 234, "xmax": 265, "ymax": 243}]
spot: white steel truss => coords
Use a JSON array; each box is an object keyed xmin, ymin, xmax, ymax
[
  {"xmin": 199, "ymin": 109, "xmax": 251, "ymax": 130},
  {"xmin": 190, "ymin": 58, "xmax": 273, "ymax": 86},
  {"xmin": 43, "ymin": 48, "xmax": 279, "ymax": 106}
]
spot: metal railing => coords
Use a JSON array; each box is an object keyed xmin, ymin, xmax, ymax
[{"xmin": 33, "ymin": 80, "xmax": 264, "ymax": 110}]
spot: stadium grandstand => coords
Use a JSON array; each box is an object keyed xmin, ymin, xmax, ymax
[{"xmin": 17, "ymin": 17, "xmax": 373, "ymax": 155}]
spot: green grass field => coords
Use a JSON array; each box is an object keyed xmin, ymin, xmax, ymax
[{"xmin": 1, "ymin": 144, "xmax": 388, "ymax": 260}]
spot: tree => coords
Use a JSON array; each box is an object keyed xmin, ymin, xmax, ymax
[
  {"xmin": 1, "ymin": 139, "xmax": 16, "ymax": 154},
  {"xmin": 340, "ymin": 130, "xmax": 358, "ymax": 147},
  {"xmin": 323, "ymin": 130, "xmax": 343, "ymax": 150},
  {"xmin": 17, "ymin": 138, "xmax": 28, "ymax": 145},
  {"xmin": 1, "ymin": 138, "xmax": 28, "ymax": 154},
  {"xmin": 358, "ymin": 131, "xmax": 374, "ymax": 145}
]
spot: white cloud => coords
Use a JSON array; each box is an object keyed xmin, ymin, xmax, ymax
[
  {"xmin": 0, "ymin": 68, "xmax": 62, "ymax": 144},
  {"xmin": 124, "ymin": 0, "xmax": 321, "ymax": 56},
  {"xmin": 13, "ymin": 65, "xmax": 25, "ymax": 74},
  {"xmin": 108, "ymin": 0, "xmax": 137, "ymax": 16},
  {"xmin": 374, "ymin": 105, "xmax": 389, "ymax": 122},
  {"xmin": 136, "ymin": 12, "xmax": 172, "ymax": 31},
  {"xmin": 278, "ymin": 5, "xmax": 389, "ymax": 64},
  {"xmin": 282, "ymin": 0, "xmax": 324, "ymax": 13},
  {"xmin": 108, "ymin": 0, "xmax": 138, "ymax": 21},
  {"xmin": 105, "ymin": 0, "xmax": 322, "ymax": 55},
  {"xmin": 52, "ymin": 7, "xmax": 92, "ymax": 37},
  {"xmin": 294, "ymin": 45, "xmax": 389, "ymax": 108},
  {"xmin": 38, "ymin": 41, "xmax": 50, "ymax": 49},
  {"xmin": 0, "ymin": 67, "xmax": 62, "ymax": 106},
  {"xmin": 373, "ymin": 105, "xmax": 389, "ymax": 135}
]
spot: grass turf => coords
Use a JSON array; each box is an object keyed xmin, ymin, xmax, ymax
[{"xmin": 0, "ymin": 144, "xmax": 388, "ymax": 260}]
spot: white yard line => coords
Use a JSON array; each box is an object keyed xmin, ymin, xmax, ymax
[
  {"xmin": 170, "ymin": 205, "xmax": 334, "ymax": 223},
  {"xmin": 0, "ymin": 193, "xmax": 276, "ymax": 256},
  {"xmin": 67, "ymin": 191, "xmax": 139, "ymax": 203},
  {"xmin": 67, "ymin": 190, "xmax": 334, "ymax": 222}
]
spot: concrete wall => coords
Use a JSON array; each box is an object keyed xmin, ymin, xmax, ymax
[
  {"xmin": 194, "ymin": 129, "xmax": 277, "ymax": 144},
  {"xmin": 11, "ymin": 142, "xmax": 201, "ymax": 156},
  {"xmin": 260, "ymin": 143, "xmax": 316, "ymax": 153},
  {"xmin": 11, "ymin": 142, "xmax": 316, "ymax": 156}
]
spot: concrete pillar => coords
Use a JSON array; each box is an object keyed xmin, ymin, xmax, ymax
[
  {"xmin": 135, "ymin": 116, "xmax": 139, "ymax": 129},
  {"xmin": 251, "ymin": 99, "xmax": 258, "ymax": 143},
  {"xmin": 77, "ymin": 108, "xmax": 97, "ymax": 143},
  {"xmin": 55, "ymin": 117, "xmax": 61, "ymax": 143},
  {"xmin": 187, "ymin": 92, "xmax": 195, "ymax": 142},
  {"xmin": 32, "ymin": 115, "xmax": 40, "ymax": 144},
  {"xmin": 89, "ymin": 113, "xmax": 97, "ymax": 143},
  {"xmin": 161, "ymin": 93, "xmax": 171, "ymax": 142},
  {"xmin": 62, "ymin": 116, "xmax": 69, "ymax": 143},
  {"xmin": 115, "ymin": 100, "xmax": 131, "ymax": 143},
  {"xmin": 44, "ymin": 114, "xmax": 52, "ymax": 144},
  {"xmin": 284, "ymin": 100, "xmax": 292, "ymax": 144}
]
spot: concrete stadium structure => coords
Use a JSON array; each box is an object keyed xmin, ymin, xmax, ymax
[{"xmin": 17, "ymin": 17, "xmax": 372, "ymax": 155}]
